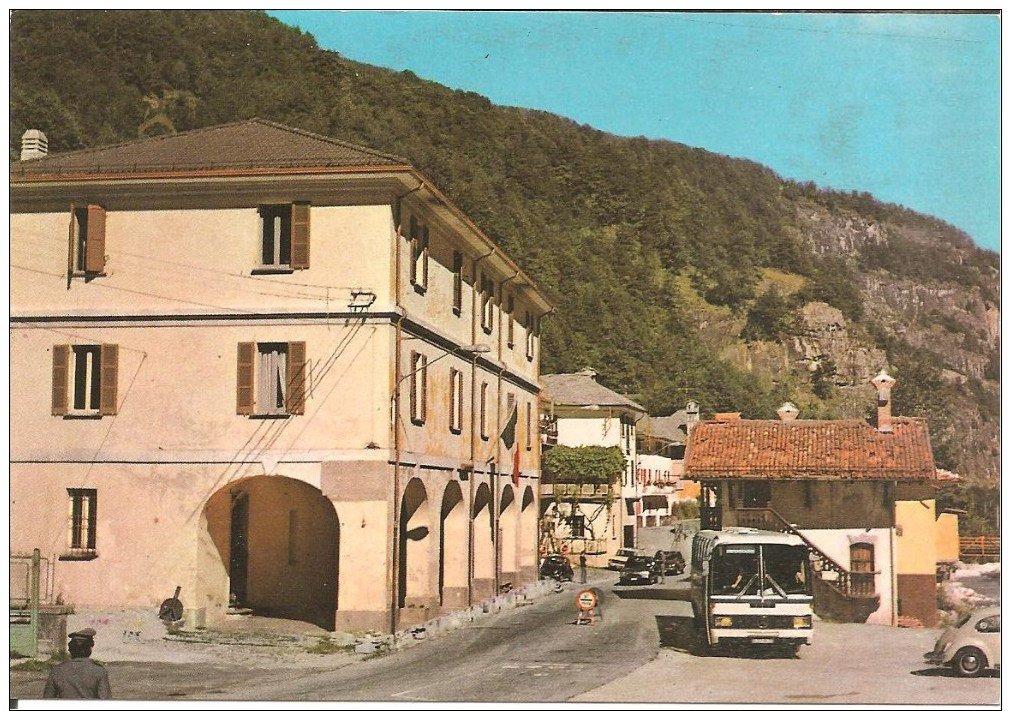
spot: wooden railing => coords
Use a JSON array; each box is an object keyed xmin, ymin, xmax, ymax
[{"xmin": 959, "ymin": 536, "xmax": 1000, "ymax": 560}]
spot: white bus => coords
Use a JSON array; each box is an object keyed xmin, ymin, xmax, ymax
[{"xmin": 690, "ymin": 527, "xmax": 814, "ymax": 654}]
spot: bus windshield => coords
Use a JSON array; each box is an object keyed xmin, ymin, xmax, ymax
[{"xmin": 712, "ymin": 544, "xmax": 809, "ymax": 596}]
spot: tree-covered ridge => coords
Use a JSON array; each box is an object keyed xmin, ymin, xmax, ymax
[{"xmin": 10, "ymin": 10, "xmax": 1000, "ymax": 488}]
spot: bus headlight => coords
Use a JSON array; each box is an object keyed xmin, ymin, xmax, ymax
[
  {"xmin": 713, "ymin": 616, "xmax": 734, "ymax": 628},
  {"xmin": 793, "ymin": 616, "xmax": 812, "ymax": 629}
]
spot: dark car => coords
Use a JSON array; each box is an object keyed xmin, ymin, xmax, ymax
[
  {"xmin": 618, "ymin": 555, "xmax": 660, "ymax": 585},
  {"xmin": 654, "ymin": 550, "xmax": 686, "ymax": 576},
  {"xmin": 539, "ymin": 554, "xmax": 574, "ymax": 582}
]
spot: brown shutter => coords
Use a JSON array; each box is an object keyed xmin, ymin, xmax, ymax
[
  {"xmin": 52, "ymin": 345, "xmax": 70, "ymax": 416},
  {"xmin": 420, "ymin": 359, "xmax": 427, "ymax": 422},
  {"xmin": 422, "ymin": 225, "xmax": 429, "ymax": 288},
  {"xmin": 236, "ymin": 342, "xmax": 255, "ymax": 415},
  {"xmin": 290, "ymin": 203, "xmax": 310, "ymax": 269},
  {"xmin": 85, "ymin": 204, "xmax": 106, "ymax": 273},
  {"xmin": 99, "ymin": 344, "xmax": 119, "ymax": 415},
  {"xmin": 286, "ymin": 341, "xmax": 306, "ymax": 415},
  {"xmin": 67, "ymin": 205, "xmax": 76, "ymax": 284}
]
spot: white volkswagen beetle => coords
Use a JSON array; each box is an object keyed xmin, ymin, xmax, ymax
[{"xmin": 925, "ymin": 606, "xmax": 1001, "ymax": 677}]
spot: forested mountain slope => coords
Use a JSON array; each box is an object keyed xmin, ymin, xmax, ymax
[{"xmin": 10, "ymin": 11, "xmax": 1000, "ymax": 503}]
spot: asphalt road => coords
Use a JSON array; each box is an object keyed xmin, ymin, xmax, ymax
[
  {"xmin": 223, "ymin": 572, "xmax": 663, "ymax": 703},
  {"xmin": 10, "ymin": 570, "xmax": 1001, "ymax": 705}
]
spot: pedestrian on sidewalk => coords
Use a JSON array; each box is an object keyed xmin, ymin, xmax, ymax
[
  {"xmin": 579, "ymin": 553, "xmax": 587, "ymax": 584},
  {"xmin": 43, "ymin": 627, "xmax": 112, "ymax": 700}
]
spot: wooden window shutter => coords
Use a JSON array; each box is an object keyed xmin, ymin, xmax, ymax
[
  {"xmin": 99, "ymin": 344, "xmax": 119, "ymax": 415},
  {"xmin": 290, "ymin": 203, "xmax": 310, "ymax": 269},
  {"xmin": 85, "ymin": 204, "xmax": 106, "ymax": 273},
  {"xmin": 422, "ymin": 225, "xmax": 430, "ymax": 288},
  {"xmin": 286, "ymin": 341, "xmax": 307, "ymax": 415},
  {"xmin": 420, "ymin": 359, "xmax": 428, "ymax": 422},
  {"xmin": 236, "ymin": 342, "xmax": 255, "ymax": 415},
  {"xmin": 52, "ymin": 345, "xmax": 70, "ymax": 416}
]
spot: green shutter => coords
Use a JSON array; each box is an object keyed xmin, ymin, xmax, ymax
[{"xmin": 237, "ymin": 342, "xmax": 255, "ymax": 415}]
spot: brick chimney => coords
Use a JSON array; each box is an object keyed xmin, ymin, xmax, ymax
[
  {"xmin": 777, "ymin": 402, "xmax": 799, "ymax": 421},
  {"xmin": 20, "ymin": 129, "xmax": 48, "ymax": 161},
  {"xmin": 871, "ymin": 369, "xmax": 896, "ymax": 433}
]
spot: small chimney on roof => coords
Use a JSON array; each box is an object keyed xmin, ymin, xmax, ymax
[
  {"xmin": 871, "ymin": 369, "xmax": 896, "ymax": 433},
  {"xmin": 20, "ymin": 129, "xmax": 48, "ymax": 161},
  {"xmin": 777, "ymin": 402, "xmax": 799, "ymax": 422},
  {"xmin": 685, "ymin": 400, "xmax": 700, "ymax": 433},
  {"xmin": 576, "ymin": 367, "xmax": 598, "ymax": 380}
]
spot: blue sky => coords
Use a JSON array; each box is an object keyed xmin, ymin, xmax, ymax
[{"xmin": 268, "ymin": 10, "xmax": 1001, "ymax": 254}]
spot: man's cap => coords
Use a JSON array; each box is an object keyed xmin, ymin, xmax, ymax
[{"xmin": 69, "ymin": 627, "xmax": 97, "ymax": 639}]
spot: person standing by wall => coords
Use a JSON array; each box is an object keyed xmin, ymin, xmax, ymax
[
  {"xmin": 579, "ymin": 552, "xmax": 587, "ymax": 584},
  {"xmin": 43, "ymin": 628, "xmax": 112, "ymax": 699}
]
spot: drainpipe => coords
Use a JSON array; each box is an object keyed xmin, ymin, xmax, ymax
[{"xmin": 390, "ymin": 182, "xmax": 423, "ymax": 634}]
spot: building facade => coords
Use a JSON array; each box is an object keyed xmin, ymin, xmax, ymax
[
  {"xmin": 538, "ymin": 369, "xmax": 645, "ymax": 564},
  {"xmin": 684, "ymin": 376, "xmax": 941, "ymax": 627},
  {"xmin": 10, "ymin": 119, "xmax": 552, "ymax": 633}
]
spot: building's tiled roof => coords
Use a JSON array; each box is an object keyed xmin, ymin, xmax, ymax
[
  {"xmin": 683, "ymin": 418, "xmax": 936, "ymax": 481},
  {"xmin": 540, "ymin": 372, "xmax": 646, "ymax": 412},
  {"xmin": 10, "ymin": 118, "xmax": 409, "ymax": 177},
  {"xmin": 637, "ymin": 412, "xmax": 689, "ymax": 443}
]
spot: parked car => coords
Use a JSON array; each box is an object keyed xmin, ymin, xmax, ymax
[
  {"xmin": 539, "ymin": 554, "xmax": 574, "ymax": 582},
  {"xmin": 617, "ymin": 555, "xmax": 660, "ymax": 585},
  {"xmin": 654, "ymin": 550, "xmax": 686, "ymax": 575},
  {"xmin": 924, "ymin": 606, "xmax": 1001, "ymax": 677},
  {"xmin": 606, "ymin": 547, "xmax": 643, "ymax": 571}
]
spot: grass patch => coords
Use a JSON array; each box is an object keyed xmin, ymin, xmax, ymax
[
  {"xmin": 10, "ymin": 652, "xmax": 67, "ymax": 672},
  {"xmin": 305, "ymin": 636, "xmax": 355, "ymax": 655}
]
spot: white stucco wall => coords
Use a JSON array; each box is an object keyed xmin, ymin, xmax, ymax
[{"xmin": 801, "ymin": 527, "xmax": 896, "ymax": 626}]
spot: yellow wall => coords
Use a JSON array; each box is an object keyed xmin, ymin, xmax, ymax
[
  {"xmin": 935, "ymin": 512, "xmax": 961, "ymax": 562},
  {"xmin": 895, "ymin": 499, "xmax": 938, "ymax": 575}
]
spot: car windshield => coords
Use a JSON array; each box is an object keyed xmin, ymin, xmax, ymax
[{"xmin": 626, "ymin": 557, "xmax": 653, "ymax": 570}]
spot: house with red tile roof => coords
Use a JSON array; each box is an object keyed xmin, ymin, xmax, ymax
[{"xmin": 684, "ymin": 371, "xmax": 942, "ymax": 626}]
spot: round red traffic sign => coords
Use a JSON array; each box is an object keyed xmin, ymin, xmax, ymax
[{"xmin": 575, "ymin": 589, "xmax": 598, "ymax": 612}]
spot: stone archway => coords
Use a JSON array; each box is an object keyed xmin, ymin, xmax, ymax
[
  {"xmin": 499, "ymin": 485, "xmax": 517, "ymax": 586},
  {"xmin": 440, "ymin": 481, "xmax": 468, "ymax": 608},
  {"xmin": 399, "ymin": 477, "xmax": 434, "ymax": 615},
  {"xmin": 472, "ymin": 482, "xmax": 494, "ymax": 600},
  {"xmin": 520, "ymin": 485, "xmax": 538, "ymax": 580},
  {"xmin": 204, "ymin": 475, "xmax": 339, "ymax": 630}
]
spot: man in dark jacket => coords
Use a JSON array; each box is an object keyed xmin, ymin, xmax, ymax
[{"xmin": 43, "ymin": 627, "xmax": 112, "ymax": 699}]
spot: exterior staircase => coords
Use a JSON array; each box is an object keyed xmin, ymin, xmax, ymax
[{"xmin": 739, "ymin": 507, "xmax": 881, "ymax": 623}]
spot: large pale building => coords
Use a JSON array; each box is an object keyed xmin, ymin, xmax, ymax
[{"xmin": 10, "ymin": 119, "xmax": 552, "ymax": 633}]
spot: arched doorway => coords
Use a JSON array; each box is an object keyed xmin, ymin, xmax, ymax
[
  {"xmin": 473, "ymin": 483, "xmax": 494, "ymax": 594},
  {"xmin": 499, "ymin": 485, "xmax": 517, "ymax": 584},
  {"xmin": 440, "ymin": 481, "xmax": 468, "ymax": 608},
  {"xmin": 205, "ymin": 476, "xmax": 339, "ymax": 630},
  {"xmin": 399, "ymin": 478, "xmax": 433, "ymax": 609},
  {"xmin": 520, "ymin": 486, "xmax": 537, "ymax": 576}
]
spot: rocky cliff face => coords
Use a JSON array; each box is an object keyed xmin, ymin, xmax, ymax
[{"xmin": 790, "ymin": 202, "xmax": 1000, "ymax": 481}]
